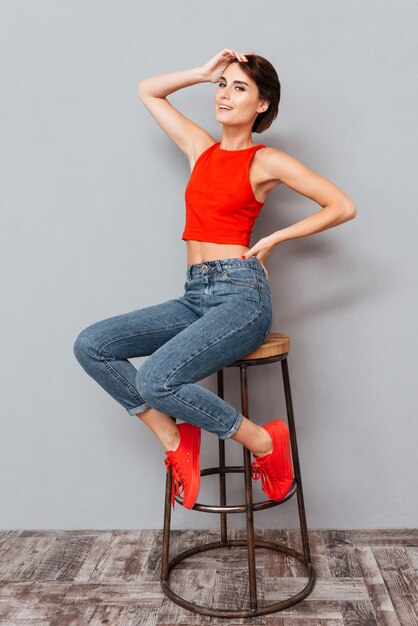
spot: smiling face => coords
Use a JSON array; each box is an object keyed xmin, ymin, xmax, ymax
[{"xmin": 215, "ymin": 62, "xmax": 269, "ymax": 128}]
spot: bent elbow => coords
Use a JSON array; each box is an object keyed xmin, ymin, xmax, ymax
[
  {"xmin": 343, "ymin": 203, "xmax": 357, "ymax": 221},
  {"xmin": 137, "ymin": 81, "xmax": 149, "ymax": 99},
  {"xmin": 348, "ymin": 205, "xmax": 358, "ymax": 220}
]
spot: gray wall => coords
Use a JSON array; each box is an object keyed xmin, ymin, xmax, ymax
[{"xmin": 1, "ymin": 0, "xmax": 416, "ymax": 530}]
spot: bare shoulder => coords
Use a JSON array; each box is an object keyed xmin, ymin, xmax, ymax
[
  {"xmin": 256, "ymin": 146, "xmax": 300, "ymax": 184},
  {"xmin": 257, "ymin": 146, "xmax": 356, "ymax": 209},
  {"xmin": 257, "ymin": 145, "xmax": 325, "ymax": 189},
  {"xmin": 250, "ymin": 146, "xmax": 290, "ymax": 196}
]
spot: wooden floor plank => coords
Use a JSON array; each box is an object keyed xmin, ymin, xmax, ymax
[
  {"xmin": 157, "ymin": 569, "xmax": 214, "ymax": 624},
  {"xmin": 121, "ymin": 602, "xmax": 160, "ymax": 626},
  {"xmin": 52, "ymin": 604, "xmax": 128, "ymax": 626},
  {"xmin": 0, "ymin": 580, "xmax": 70, "ymax": 603},
  {"xmin": 308, "ymin": 530, "xmax": 332, "ymax": 578},
  {"xmin": 82, "ymin": 530, "xmax": 155, "ymax": 583},
  {"xmin": 140, "ymin": 530, "xmax": 164, "ymax": 582},
  {"xmin": 0, "ymin": 532, "xmax": 58, "ymax": 581},
  {"xmin": 348, "ymin": 530, "xmax": 418, "ymax": 547},
  {"xmin": 340, "ymin": 600, "xmax": 379, "ymax": 625},
  {"xmin": 373, "ymin": 546, "xmax": 418, "ymax": 626},
  {"xmin": 404, "ymin": 547, "xmax": 418, "ymax": 572},
  {"xmin": 264, "ymin": 577, "xmax": 369, "ymax": 602},
  {"xmin": 31, "ymin": 534, "xmax": 97, "ymax": 581},
  {"xmin": 264, "ymin": 599, "xmax": 343, "ymax": 621},
  {"xmin": 50, "ymin": 601, "xmax": 160, "ymax": 626},
  {"xmin": 0, "ymin": 602, "xmax": 61, "ymax": 625},
  {"xmin": 324, "ymin": 531, "xmax": 364, "ymax": 579},
  {"xmin": 0, "ymin": 531, "xmax": 22, "ymax": 555},
  {"xmin": 74, "ymin": 531, "xmax": 114, "ymax": 582},
  {"xmin": 323, "ymin": 530, "xmax": 353, "ymax": 550},
  {"xmin": 263, "ymin": 529, "xmax": 290, "ymax": 578},
  {"xmin": 211, "ymin": 567, "xmax": 265, "ymax": 624},
  {"xmin": 62, "ymin": 581, "xmax": 163, "ymax": 605},
  {"xmin": 287, "ymin": 529, "xmax": 309, "ymax": 578},
  {"xmin": 49, "ymin": 605, "xmax": 100, "ymax": 626},
  {"xmin": 0, "ymin": 580, "xmax": 70, "ymax": 625},
  {"xmin": 278, "ymin": 617, "xmax": 344, "ymax": 626},
  {"xmin": 166, "ymin": 528, "xmax": 242, "ymax": 571},
  {"xmin": 356, "ymin": 546, "xmax": 401, "ymax": 626}
]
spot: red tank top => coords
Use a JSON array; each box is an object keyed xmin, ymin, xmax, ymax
[{"xmin": 181, "ymin": 141, "xmax": 266, "ymax": 247}]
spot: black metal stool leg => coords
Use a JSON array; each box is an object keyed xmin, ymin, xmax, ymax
[
  {"xmin": 217, "ymin": 370, "xmax": 228, "ymax": 545},
  {"xmin": 240, "ymin": 364, "xmax": 258, "ymax": 611},
  {"xmin": 281, "ymin": 357, "xmax": 312, "ymax": 565},
  {"xmin": 161, "ymin": 417, "xmax": 175, "ymax": 580}
]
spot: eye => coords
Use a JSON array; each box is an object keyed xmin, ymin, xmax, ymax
[{"xmin": 218, "ymin": 82, "xmax": 245, "ymax": 91}]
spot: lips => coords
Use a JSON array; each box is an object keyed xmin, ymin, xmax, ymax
[{"xmin": 218, "ymin": 104, "xmax": 233, "ymax": 111}]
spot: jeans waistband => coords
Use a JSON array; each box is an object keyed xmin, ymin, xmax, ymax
[{"xmin": 186, "ymin": 256, "xmax": 263, "ymax": 280}]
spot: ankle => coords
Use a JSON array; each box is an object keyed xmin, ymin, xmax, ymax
[
  {"xmin": 252, "ymin": 429, "xmax": 273, "ymax": 458},
  {"xmin": 166, "ymin": 430, "xmax": 180, "ymax": 452}
]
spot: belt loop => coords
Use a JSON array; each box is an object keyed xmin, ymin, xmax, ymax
[
  {"xmin": 187, "ymin": 265, "xmax": 191, "ymax": 280},
  {"xmin": 215, "ymin": 259, "xmax": 223, "ymax": 274}
]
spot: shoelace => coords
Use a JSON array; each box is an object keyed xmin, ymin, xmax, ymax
[
  {"xmin": 251, "ymin": 456, "xmax": 278, "ymax": 494},
  {"xmin": 164, "ymin": 454, "xmax": 186, "ymax": 509}
]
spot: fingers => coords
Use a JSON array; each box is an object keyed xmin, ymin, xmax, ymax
[
  {"xmin": 234, "ymin": 50, "xmax": 245, "ymax": 62},
  {"xmin": 222, "ymin": 48, "xmax": 254, "ymax": 62}
]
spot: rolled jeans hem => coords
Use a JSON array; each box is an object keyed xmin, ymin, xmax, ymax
[
  {"xmin": 218, "ymin": 409, "xmax": 244, "ymax": 440},
  {"xmin": 127, "ymin": 403, "xmax": 151, "ymax": 416}
]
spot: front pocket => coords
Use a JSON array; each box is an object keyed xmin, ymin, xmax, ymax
[{"xmin": 222, "ymin": 266, "xmax": 259, "ymax": 289}]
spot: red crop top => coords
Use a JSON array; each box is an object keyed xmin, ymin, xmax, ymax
[{"xmin": 181, "ymin": 141, "xmax": 266, "ymax": 247}]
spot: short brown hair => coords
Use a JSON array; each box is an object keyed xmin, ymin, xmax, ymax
[{"xmin": 227, "ymin": 54, "xmax": 281, "ymax": 133}]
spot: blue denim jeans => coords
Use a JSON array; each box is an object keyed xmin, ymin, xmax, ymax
[{"xmin": 73, "ymin": 256, "xmax": 273, "ymax": 439}]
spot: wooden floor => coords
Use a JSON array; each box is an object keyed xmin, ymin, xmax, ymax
[{"xmin": 0, "ymin": 528, "xmax": 416, "ymax": 625}]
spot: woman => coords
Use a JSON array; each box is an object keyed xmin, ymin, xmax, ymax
[{"xmin": 73, "ymin": 49, "xmax": 356, "ymax": 510}]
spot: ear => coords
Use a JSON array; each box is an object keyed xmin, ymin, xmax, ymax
[{"xmin": 258, "ymin": 99, "xmax": 270, "ymax": 113}]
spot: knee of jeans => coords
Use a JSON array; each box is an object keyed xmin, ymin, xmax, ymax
[
  {"xmin": 73, "ymin": 327, "xmax": 99, "ymax": 366},
  {"xmin": 135, "ymin": 364, "xmax": 167, "ymax": 404},
  {"xmin": 73, "ymin": 329, "xmax": 89, "ymax": 364}
]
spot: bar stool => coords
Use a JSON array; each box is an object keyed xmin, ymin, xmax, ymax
[{"xmin": 160, "ymin": 332, "xmax": 316, "ymax": 618}]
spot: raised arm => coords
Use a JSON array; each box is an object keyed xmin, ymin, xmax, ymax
[
  {"xmin": 137, "ymin": 49, "xmax": 252, "ymax": 165},
  {"xmin": 138, "ymin": 67, "xmax": 212, "ymax": 161}
]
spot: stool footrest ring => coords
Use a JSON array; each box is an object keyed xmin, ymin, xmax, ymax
[
  {"xmin": 174, "ymin": 467, "xmax": 298, "ymax": 512},
  {"xmin": 160, "ymin": 537, "xmax": 316, "ymax": 618}
]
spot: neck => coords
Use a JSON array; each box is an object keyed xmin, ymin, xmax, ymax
[{"xmin": 219, "ymin": 132, "xmax": 255, "ymax": 151}]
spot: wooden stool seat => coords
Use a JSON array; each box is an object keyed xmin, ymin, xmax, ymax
[{"xmin": 241, "ymin": 332, "xmax": 290, "ymax": 360}]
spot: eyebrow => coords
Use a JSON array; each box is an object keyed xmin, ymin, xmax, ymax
[{"xmin": 219, "ymin": 76, "xmax": 249, "ymax": 86}]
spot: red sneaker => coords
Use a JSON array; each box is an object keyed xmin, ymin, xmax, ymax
[
  {"xmin": 164, "ymin": 422, "xmax": 201, "ymax": 509},
  {"xmin": 251, "ymin": 419, "xmax": 294, "ymax": 501}
]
